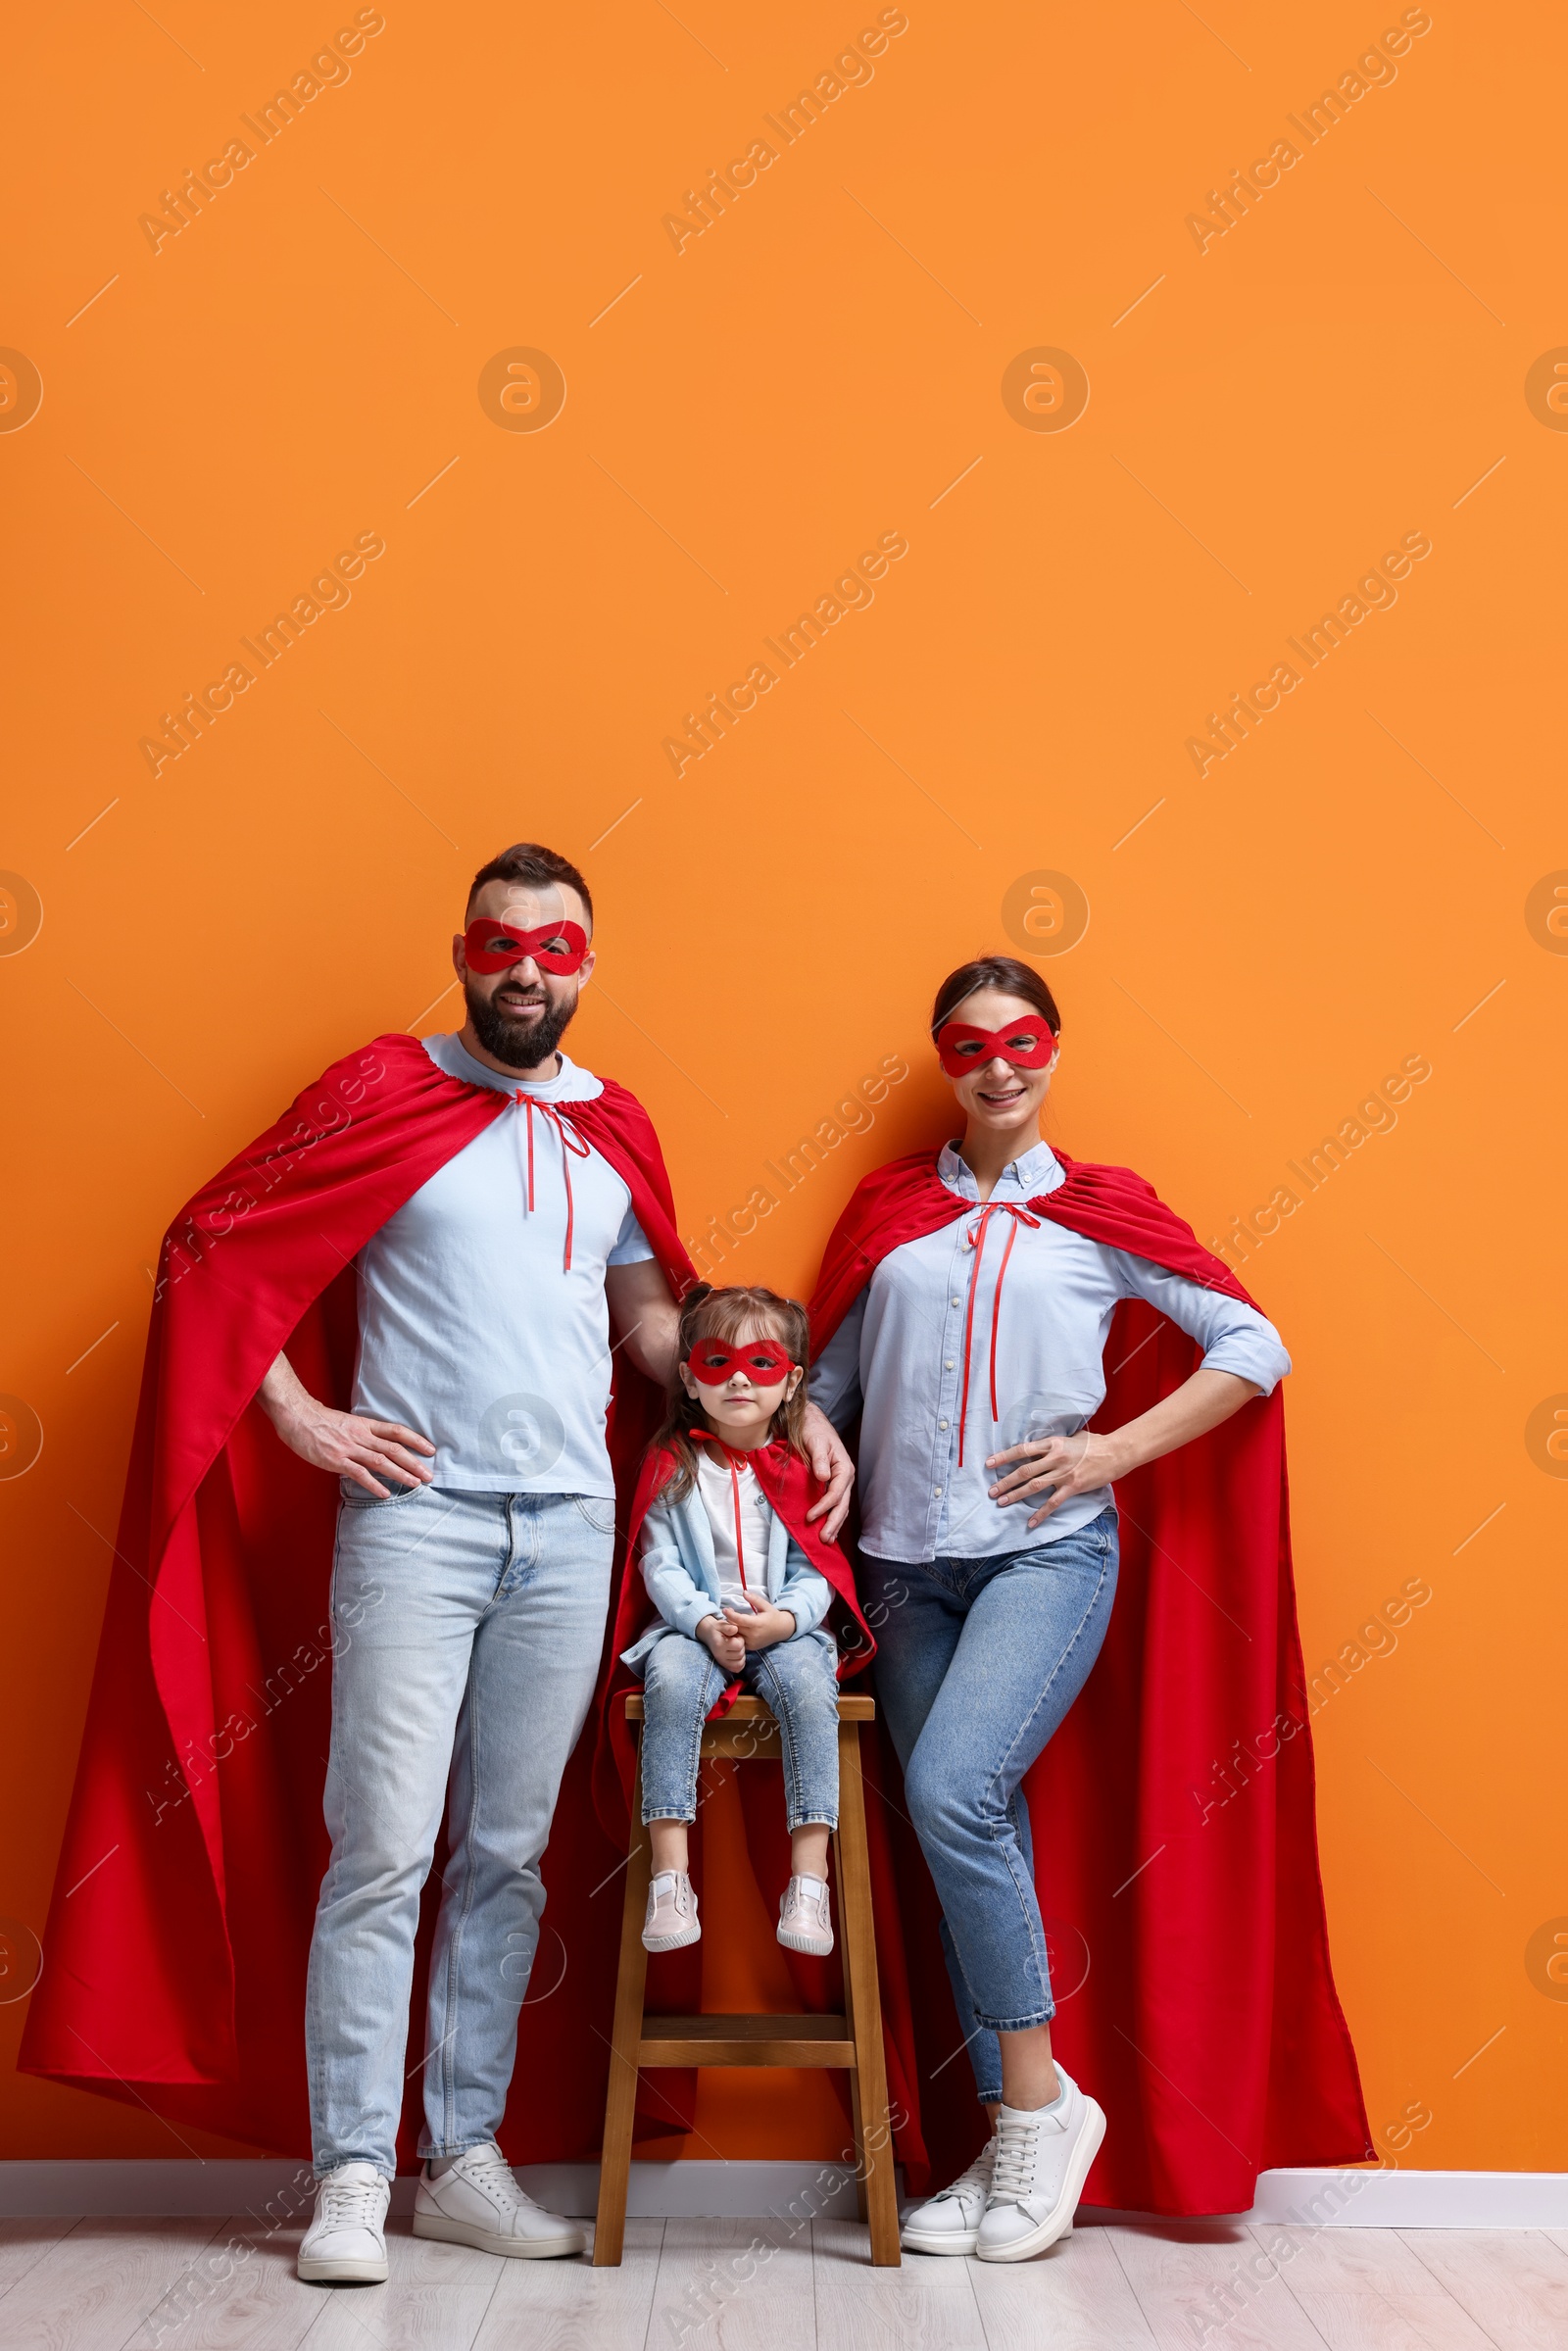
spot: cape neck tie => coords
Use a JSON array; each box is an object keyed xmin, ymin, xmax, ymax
[
  {"xmin": 956, "ymin": 1200, "xmax": 1041, "ymax": 1467},
  {"xmin": 512, "ymin": 1094, "xmax": 592, "ymax": 1271},
  {"xmin": 692, "ymin": 1429, "xmax": 760, "ymax": 1596}
]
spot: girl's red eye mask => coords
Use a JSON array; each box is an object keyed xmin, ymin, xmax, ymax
[
  {"xmin": 936, "ymin": 1019, "xmax": 1056, "ymax": 1075},
  {"xmin": 464, "ymin": 917, "xmax": 589, "ymax": 975},
  {"xmin": 685, "ymin": 1339, "xmax": 796, "ymax": 1387}
]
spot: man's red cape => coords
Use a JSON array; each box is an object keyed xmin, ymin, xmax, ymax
[
  {"xmin": 18, "ymin": 1034, "xmax": 700, "ymax": 2162},
  {"xmin": 805, "ymin": 1147, "xmax": 1371, "ymax": 2215}
]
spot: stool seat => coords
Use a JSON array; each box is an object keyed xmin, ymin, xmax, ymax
[{"xmin": 593, "ymin": 1686, "xmax": 900, "ymax": 2266}]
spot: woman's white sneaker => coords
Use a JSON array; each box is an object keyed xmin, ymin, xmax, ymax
[
  {"xmin": 413, "ymin": 2142, "xmax": 585, "ymax": 2258},
  {"xmin": 297, "ymin": 2161, "xmax": 390, "ymax": 2282},
  {"xmin": 643, "ymin": 1870, "xmax": 701, "ymax": 1951},
  {"xmin": 899, "ymin": 2133, "xmax": 996, "ymax": 2255},
  {"xmin": 975, "ymin": 2072, "xmax": 1105, "ymax": 2262},
  {"xmin": 777, "ymin": 1874, "xmax": 834, "ymax": 1956}
]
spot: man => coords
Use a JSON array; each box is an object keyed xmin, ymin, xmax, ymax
[{"xmin": 20, "ymin": 843, "xmax": 852, "ymax": 2281}]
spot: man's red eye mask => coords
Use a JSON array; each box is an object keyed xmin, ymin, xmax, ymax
[
  {"xmin": 936, "ymin": 1020, "xmax": 1056, "ymax": 1076},
  {"xmin": 464, "ymin": 917, "xmax": 588, "ymax": 975},
  {"xmin": 686, "ymin": 1339, "xmax": 796, "ymax": 1387}
]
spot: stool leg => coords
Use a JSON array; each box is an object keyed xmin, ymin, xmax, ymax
[
  {"xmin": 834, "ymin": 1823, "xmax": 870, "ymax": 2222},
  {"xmin": 594, "ymin": 1748, "xmax": 652, "ymax": 2266},
  {"xmin": 836, "ymin": 1722, "xmax": 901, "ymax": 2266}
]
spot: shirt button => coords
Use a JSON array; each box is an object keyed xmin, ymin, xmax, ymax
[
  {"xmin": 944, "ymin": 1359, "xmax": 955, "ymax": 1370},
  {"xmin": 939, "ymin": 1419, "xmax": 949, "ymax": 1431},
  {"xmin": 951, "ymin": 1297, "xmax": 961, "ymax": 1307},
  {"xmin": 933, "ymin": 1487, "xmax": 943, "ymax": 1497}
]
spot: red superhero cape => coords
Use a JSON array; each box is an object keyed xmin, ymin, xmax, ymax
[
  {"xmin": 19, "ymin": 1033, "xmax": 696, "ymax": 2162},
  {"xmin": 806, "ymin": 1148, "xmax": 1371, "ymax": 2216}
]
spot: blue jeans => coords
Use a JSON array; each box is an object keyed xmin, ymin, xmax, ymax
[
  {"xmin": 639, "ymin": 1630, "xmax": 841, "ymax": 1831},
  {"xmin": 305, "ymin": 1482, "xmax": 614, "ymax": 2177},
  {"xmin": 865, "ymin": 1508, "xmax": 1118, "ymax": 2103}
]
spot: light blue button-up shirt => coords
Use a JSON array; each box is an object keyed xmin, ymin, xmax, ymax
[{"xmin": 808, "ymin": 1139, "xmax": 1290, "ymax": 1563}]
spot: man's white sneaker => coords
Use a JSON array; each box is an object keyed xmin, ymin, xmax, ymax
[
  {"xmin": 643, "ymin": 1870, "xmax": 701, "ymax": 1952},
  {"xmin": 975, "ymin": 2072, "xmax": 1105, "ymax": 2262},
  {"xmin": 413, "ymin": 2141, "xmax": 585, "ymax": 2258},
  {"xmin": 297, "ymin": 2161, "xmax": 390, "ymax": 2283},
  {"xmin": 777, "ymin": 1874, "xmax": 834, "ymax": 1956},
  {"xmin": 899, "ymin": 2132, "xmax": 995, "ymax": 2256}
]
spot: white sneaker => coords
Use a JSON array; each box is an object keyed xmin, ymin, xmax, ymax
[
  {"xmin": 297, "ymin": 2161, "xmax": 390, "ymax": 2282},
  {"xmin": 643, "ymin": 1869, "xmax": 701, "ymax": 1952},
  {"xmin": 975, "ymin": 2072, "xmax": 1105, "ymax": 2262},
  {"xmin": 899, "ymin": 2133, "xmax": 995, "ymax": 2256},
  {"xmin": 777, "ymin": 1874, "xmax": 834, "ymax": 1956},
  {"xmin": 413, "ymin": 2141, "xmax": 585, "ymax": 2259}
]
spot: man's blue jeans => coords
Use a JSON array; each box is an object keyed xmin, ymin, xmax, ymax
[
  {"xmin": 305, "ymin": 1482, "xmax": 614, "ymax": 2178},
  {"xmin": 864, "ymin": 1508, "xmax": 1118, "ymax": 2103}
]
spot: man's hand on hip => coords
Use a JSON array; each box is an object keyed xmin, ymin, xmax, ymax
[
  {"xmin": 258, "ymin": 1351, "xmax": 435, "ymax": 1498},
  {"xmin": 799, "ymin": 1401, "xmax": 854, "ymax": 1542}
]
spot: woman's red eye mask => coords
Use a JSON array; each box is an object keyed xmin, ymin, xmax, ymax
[
  {"xmin": 686, "ymin": 1339, "xmax": 796, "ymax": 1387},
  {"xmin": 936, "ymin": 1020, "xmax": 1056, "ymax": 1075},
  {"xmin": 464, "ymin": 917, "xmax": 589, "ymax": 975}
]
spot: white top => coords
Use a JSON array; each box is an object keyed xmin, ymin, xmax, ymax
[
  {"xmin": 350, "ymin": 1032, "xmax": 655, "ymax": 1493},
  {"xmin": 692, "ymin": 1447, "xmax": 773, "ymax": 1613},
  {"xmin": 809, "ymin": 1137, "xmax": 1291, "ymax": 1562}
]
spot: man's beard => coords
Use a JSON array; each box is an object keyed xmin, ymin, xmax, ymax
[{"xmin": 466, "ymin": 977, "xmax": 578, "ymax": 1070}]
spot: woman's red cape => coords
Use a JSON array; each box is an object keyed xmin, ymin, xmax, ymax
[
  {"xmin": 803, "ymin": 1147, "xmax": 1371, "ymax": 2214},
  {"xmin": 18, "ymin": 1034, "xmax": 701, "ymax": 2163}
]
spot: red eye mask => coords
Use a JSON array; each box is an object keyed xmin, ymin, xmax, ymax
[
  {"xmin": 685, "ymin": 1339, "xmax": 796, "ymax": 1387},
  {"xmin": 936, "ymin": 1020, "xmax": 1056, "ymax": 1075},
  {"xmin": 464, "ymin": 917, "xmax": 589, "ymax": 975}
]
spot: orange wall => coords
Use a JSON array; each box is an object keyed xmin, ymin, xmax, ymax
[{"xmin": 3, "ymin": 0, "xmax": 1564, "ymax": 2171}]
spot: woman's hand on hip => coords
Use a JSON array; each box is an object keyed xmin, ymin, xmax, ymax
[{"xmin": 985, "ymin": 1431, "xmax": 1127, "ymax": 1531}]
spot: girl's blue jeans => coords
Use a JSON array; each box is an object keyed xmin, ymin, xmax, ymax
[{"xmin": 639, "ymin": 1628, "xmax": 841, "ymax": 1831}]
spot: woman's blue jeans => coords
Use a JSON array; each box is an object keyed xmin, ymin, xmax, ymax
[
  {"xmin": 865, "ymin": 1507, "xmax": 1118, "ymax": 2103},
  {"xmin": 639, "ymin": 1629, "xmax": 841, "ymax": 1831}
]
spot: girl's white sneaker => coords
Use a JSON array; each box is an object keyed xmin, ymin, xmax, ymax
[
  {"xmin": 643, "ymin": 1869, "xmax": 701, "ymax": 1951},
  {"xmin": 776, "ymin": 1874, "xmax": 834, "ymax": 1955}
]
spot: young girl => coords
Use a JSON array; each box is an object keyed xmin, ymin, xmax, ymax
[{"xmin": 619, "ymin": 1284, "xmax": 851, "ymax": 1959}]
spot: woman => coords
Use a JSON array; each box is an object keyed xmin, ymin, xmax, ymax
[{"xmin": 808, "ymin": 956, "xmax": 1293, "ymax": 2263}]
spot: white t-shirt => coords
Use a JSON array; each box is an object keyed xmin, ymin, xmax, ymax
[
  {"xmin": 693, "ymin": 1448, "xmax": 773, "ymax": 1613},
  {"xmin": 350, "ymin": 1033, "xmax": 655, "ymax": 1493}
]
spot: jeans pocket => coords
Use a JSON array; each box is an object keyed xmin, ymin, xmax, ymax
[
  {"xmin": 338, "ymin": 1475, "xmax": 419, "ymax": 1508},
  {"xmin": 570, "ymin": 1494, "xmax": 617, "ymax": 1536}
]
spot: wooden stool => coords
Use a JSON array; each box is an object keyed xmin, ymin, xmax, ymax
[{"xmin": 594, "ymin": 1690, "xmax": 901, "ymax": 2266}]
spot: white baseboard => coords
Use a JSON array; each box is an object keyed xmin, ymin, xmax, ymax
[{"xmin": 0, "ymin": 2159, "xmax": 1561, "ymax": 2228}]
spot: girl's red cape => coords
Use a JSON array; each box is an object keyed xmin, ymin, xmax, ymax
[
  {"xmin": 19, "ymin": 1035, "xmax": 699, "ymax": 2165},
  {"xmin": 798, "ymin": 1147, "xmax": 1371, "ymax": 2214}
]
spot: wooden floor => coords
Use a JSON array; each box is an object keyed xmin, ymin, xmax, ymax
[{"xmin": 3, "ymin": 2210, "xmax": 1566, "ymax": 2350}]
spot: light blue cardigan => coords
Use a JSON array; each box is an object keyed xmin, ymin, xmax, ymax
[{"xmin": 619, "ymin": 1472, "xmax": 836, "ymax": 1676}]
